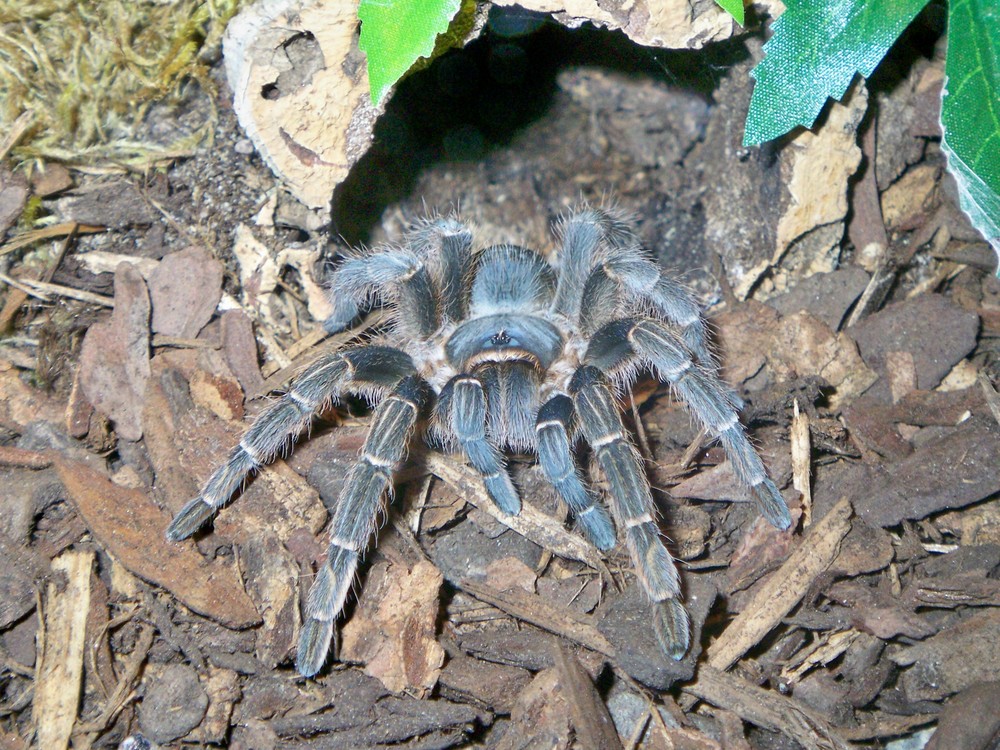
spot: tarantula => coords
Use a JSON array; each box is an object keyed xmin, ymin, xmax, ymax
[{"xmin": 167, "ymin": 206, "xmax": 792, "ymax": 677}]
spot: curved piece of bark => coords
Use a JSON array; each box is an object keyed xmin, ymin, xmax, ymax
[{"xmin": 224, "ymin": 0, "xmax": 734, "ymax": 213}]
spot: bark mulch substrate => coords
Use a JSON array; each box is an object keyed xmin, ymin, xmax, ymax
[{"xmin": 2, "ymin": 14, "xmax": 999, "ymax": 750}]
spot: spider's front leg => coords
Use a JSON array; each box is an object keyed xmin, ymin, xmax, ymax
[
  {"xmin": 569, "ymin": 365, "xmax": 691, "ymax": 659},
  {"xmin": 535, "ymin": 394, "xmax": 616, "ymax": 550},
  {"xmin": 297, "ymin": 374, "xmax": 429, "ymax": 676},
  {"xmin": 439, "ymin": 374, "xmax": 521, "ymax": 515},
  {"xmin": 166, "ymin": 346, "xmax": 416, "ymax": 541},
  {"xmin": 624, "ymin": 319, "xmax": 792, "ymax": 530}
]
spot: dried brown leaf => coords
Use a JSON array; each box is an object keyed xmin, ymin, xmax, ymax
[
  {"xmin": 148, "ymin": 245, "xmax": 223, "ymax": 338},
  {"xmin": 78, "ymin": 263, "xmax": 151, "ymax": 441},
  {"xmin": 55, "ymin": 458, "xmax": 261, "ymax": 628}
]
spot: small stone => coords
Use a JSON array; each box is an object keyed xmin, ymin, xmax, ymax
[{"xmin": 138, "ymin": 664, "xmax": 209, "ymax": 743}]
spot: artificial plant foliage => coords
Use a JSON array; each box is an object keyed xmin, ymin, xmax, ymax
[
  {"xmin": 714, "ymin": 0, "xmax": 745, "ymax": 27},
  {"xmin": 743, "ymin": 0, "xmax": 929, "ymax": 146},
  {"xmin": 940, "ymin": 0, "xmax": 1000, "ymax": 268},
  {"xmin": 359, "ymin": 0, "xmax": 463, "ymax": 106}
]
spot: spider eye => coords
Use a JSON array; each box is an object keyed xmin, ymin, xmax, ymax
[{"xmin": 490, "ymin": 330, "xmax": 512, "ymax": 347}]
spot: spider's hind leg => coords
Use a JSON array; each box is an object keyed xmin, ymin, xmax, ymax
[{"xmin": 297, "ymin": 373, "xmax": 429, "ymax": 676}]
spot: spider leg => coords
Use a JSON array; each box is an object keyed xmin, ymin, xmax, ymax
[
  {"xmin": 166, "ymin": 346, "xmax": 416, "ymax": 541},
  {"xmin": 591, "ymin": 318, "xmax": 792, "ymax": 530},
  {"xmin": 535, "ymin": 394, "xmax": 616, "ymax": 550},
  {"xmin": 332, "ymin": 249, "xmax": 440, "ymax": 339},
  {"xmin": 569, "ymin": 365, "xmax": 690, "ymax": 659},
  {"xmin": 551, "ymin": 207, "xmax": 636, "ymax": 320},
  {"xmin": 407, "ymin": 216, "xmax": 473, "ymax": 322},
  {"xmin": 579, "ymin": 254, "xmax": 714, "ymax": 371},
  {"xmin": 443, "ymin": 374, "xmax": 521, "ymax": 515},
  {"xmin": 297, "ymin": 374, "xmax": 428, "ymax": 676}
]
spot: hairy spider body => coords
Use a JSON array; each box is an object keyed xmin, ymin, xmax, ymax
[{"xmin": 167, "ymin": 207, "xmax": 792, "ymax": 677}]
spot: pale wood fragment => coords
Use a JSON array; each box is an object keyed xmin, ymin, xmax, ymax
[
  {"xmin": 790, "ymin": 399, "xmax": 812, "ymax": 526},
  {"xmin": 683, "ymin": 664, "xmax": 850, "ymax": 750},
  {"xmin": 428, "ymin": 453, "xmax": 609, "ymax": 575},
  {"xmin": 707, "ymin": 497, "xmax": 853, "ymax": 671},
  {"xmin": 33, "ymin": 550, "xmax": 94, "ymax": 750}
]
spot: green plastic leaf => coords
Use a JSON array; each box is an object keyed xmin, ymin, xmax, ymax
[
  {"xmin": 715, "ymin": 0, "xmax": 745, "ymax": 27},
  {"xmin": 940, "ymin": 0, "xmax": 1000, "ymax": 272},
  {"xmin": 359, "ymin": 0, "xmax": 463, "ymax": 106},
  {"xmin": 744, "ymin": 0, "xmax": 929, "ymax": 146}
]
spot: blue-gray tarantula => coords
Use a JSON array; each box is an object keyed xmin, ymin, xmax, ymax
[{"xmin": 167, "ymin": 207, "xmax": 792, "ymax": 677}]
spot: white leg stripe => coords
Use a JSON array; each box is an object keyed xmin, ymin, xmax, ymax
[
  {"xmin": 715, "ymin": 414, "xmax": 739, "ymax": 435},
  {"xmin": 362, "ymin": 451, "xmax": 395, "ymax": 468},
  {"xmin": 288, "ymin": 389, "xmax": 315, "ymax": 409},
  {"xmin": 625, "ymin": 513, "xmax": 653, "ymax": 528},
  {"xmin": 536, "ymin": 419, "xmax": 562, "ymax": 431},
  {"xmin": 661, "ymin": 360, "xmax": 691, "ymax": 379},
  {"xmin": 591, "ymin": 430, "xmax": 624, "ymax": 448},
  {"xmin": 239, "ymin": 439, "xmax": 265, "ymax": 464},
  {"xmin": 329, "ymin": 536, "xmax": 358, "ymax": 552}
]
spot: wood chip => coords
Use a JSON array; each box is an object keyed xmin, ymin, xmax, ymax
[
  {"xmin": 683, "ymin": 664, "xmax": 850, "ymax": 750},
  {"xmin": 32, "ymin": 550, "xmax": 94, "ymax": 750},
  {"xmin": 772, "ymin": 80, "xmax": 867, "ymax": 275},
  {"xmin": 221, "ymin": 309, "xmax": 265, "ymax": 395},
  {"xmin": 0, "ymin": 360, "xmax": 66, "ymax": 431},
  {"xmin": 428, "ymin": 453, "xmax": 609, "ymax": 575},
  {"xmin": 340, "ymin": 560, "xmax": 445, "ymax": 696},
  {"xmin": 78, "ymin": 263, "xmax": 151, "ymax": 441},
  {"xmin": 552, "ymin": 641, "xmax": 622, "ymax": 750},
  {"xmin": 457, "ymin": 578, "xmax": 615, "ymax": 658},
  {"xmin": 857, "ymin": 418, "xmax": 1000, "ymax": 527},
  {"xmin": 55, "ymin": 459, "xmax": 261, "ymax": 629},
  {"xmin": 851, "ymin": 294, "xmax": 980, "ymax": 395},
  {"xmin": 708, "ymin": 497, "xmax": 853, "ymax": 671},
  {"xmin": 790, "ymin": 399, "xmax": 812, "ymax": 526},
  {"xmin": 892, "ymin": 608, "xmax": 1000, "ymax": 702}
]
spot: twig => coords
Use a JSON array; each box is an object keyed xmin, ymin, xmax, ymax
[
  {"xmin": 706, "ymin": 497, "xmax": 853, "ymax": 671},
  {"xmin": 428, "ymin": 453, "xmax": 610, "ymax": 576},
  {"xmin": 0, "ymin": 273, "xmax": 113, "ymax": 307},
  {"xmin": 978, "ymin": 370, "xmax": 1000, "ymax": 428},
  {"xmin": 0, "ymin": 223, "xmax": 105, "ymax": 258},
  {"xmin": 456, "ymin": 578, "xmax": 616, "ymax": 657},
  {"xmin": 0, "ymin": 446, "xmax": 53, "ymax": 469},
  {"xmin": 790, "ymin": 399, "xmax": 812, "ymax": 526},
  {"xmin": 73, "ymin": 622, "xmax": 155, "ymax": 740},
  {"xmin": 151, "ymin": 335, "xmax": 220, "ymax": 350},
  {"xmin": 256, "ymin": 309, "xmax": 386, "ymax": 389},
  {"xmin": 682, "ymin": 663, "xmax": 850, "ymax": 750},
  {"xmin": 0, "ymin": 111, "xmax": 34, "ymax": 161}
]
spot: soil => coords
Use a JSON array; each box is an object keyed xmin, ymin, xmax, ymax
[{"xmin": 2, "ymin": 7, "xmax": 999, "ymax": 750}]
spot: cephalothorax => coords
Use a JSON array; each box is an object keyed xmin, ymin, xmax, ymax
[{"xmin": 167, "ymin": 207, "xmax": 792, "ymax": 676}]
